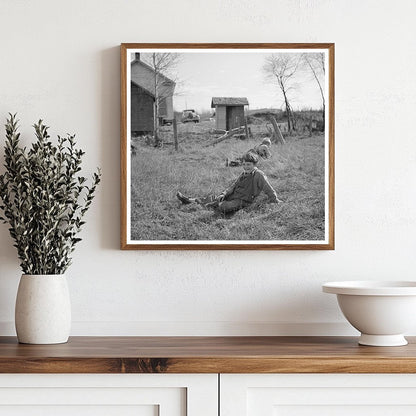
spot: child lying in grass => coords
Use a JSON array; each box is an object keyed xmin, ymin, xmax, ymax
[
  {"xmin": 226, "ymin": 137, "xmax": 272, "ymax": 167},
  {"xmin": 177, "ymin": 152, "xmax": 280, "ymax": 214}
]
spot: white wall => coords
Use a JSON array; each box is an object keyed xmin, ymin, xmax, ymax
[{"xmin": 0, "ymin": 0, "xmax": 416, "ymax": 336}]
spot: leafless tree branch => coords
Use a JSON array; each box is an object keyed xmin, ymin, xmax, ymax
[{"xmin": 263, "ymin": 53, "xmax": 301, "ymax": 133}]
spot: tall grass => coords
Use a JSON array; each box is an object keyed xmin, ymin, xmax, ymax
[{"xmin": 130, "ymin": 121, "xmax": 325, "ymax": 241}]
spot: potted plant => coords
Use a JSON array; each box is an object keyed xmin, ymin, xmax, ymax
[{"xmin": 0, "ymin": 114, "xmax": 101, "ymax": 344}]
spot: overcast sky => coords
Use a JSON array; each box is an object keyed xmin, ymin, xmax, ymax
[{"xmin": 135, "ymin": 51, "xmax": 325, "ymax": 114}]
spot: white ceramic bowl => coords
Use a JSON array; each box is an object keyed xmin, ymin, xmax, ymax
[{"xmin": 323, "ymin": 281, "xmax": 416, "ymax": 346}]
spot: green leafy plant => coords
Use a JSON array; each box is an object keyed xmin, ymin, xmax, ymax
[{"xmin": 0, "ymin": 113, "xmax": 101, "ymax": 274}]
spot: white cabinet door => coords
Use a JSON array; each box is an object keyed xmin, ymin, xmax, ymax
[
  {"xmin": 221, "ymin": 374, "xmax": 416, "ymax": 416},
  {"xmin": 0, "ymin": 374, "xmax": 217, "ymax": 416}
]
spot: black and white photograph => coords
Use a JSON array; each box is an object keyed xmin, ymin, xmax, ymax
[{"xmin": 121, "ymin": 44, "xmax": 334, "ymax": 249}]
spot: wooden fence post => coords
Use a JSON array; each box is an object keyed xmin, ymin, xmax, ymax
[
  {"xmin": 268, "ymin": 115, "xmax": 286, "ymax": 145},
  {"xmin": 173, "ymin": 119, "xmax": 178, "ymax": 151},
  {"xmin": 244, "ymin": 116, "xmax": 249, "ymax": 140}
]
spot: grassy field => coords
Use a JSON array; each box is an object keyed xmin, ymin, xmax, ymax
[{"xmin": 130, "ymin": 120, "xmax": 325, "ymax": 241}]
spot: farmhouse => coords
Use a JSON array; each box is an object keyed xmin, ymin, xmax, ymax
[
  {"xmin": 131, "ymin": 53, "xmax": 175, "ymax": 135},
  {"xmin": 211, "ymin": 97, "xmax": 249, "ymax": 130}
]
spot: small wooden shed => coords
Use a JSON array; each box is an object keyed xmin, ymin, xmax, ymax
[{"xmin": 211, "ymin": 97, "xmax": 249, "ymax": 131}]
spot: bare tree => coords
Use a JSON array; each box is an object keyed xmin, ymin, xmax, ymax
[
  {"xmin": 263, "ymin": 53, "xmax": 301, "ymax": 133},
  {"xmin": 302, "ymin": 53, "xmax": 325, "ymax": 130},
  {"xmin": 142, "ymin": 53, "xmax": 180, "ymax": 146}
]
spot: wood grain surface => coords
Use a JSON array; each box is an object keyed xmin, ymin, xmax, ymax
[{"xmin": 0, "ymin": 336, "xmax": 415, "ymax": 374}]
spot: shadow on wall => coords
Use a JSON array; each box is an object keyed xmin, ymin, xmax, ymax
[
  {"xmin": 227, "ymin": 283, "xmax": 343, "ymax": 335},
  {"xmin": 0, "ymin": 224, "xmax": 20, "ymax": 326},
  {"xmin": 99, "ymin": 47, "xmax": 121, "ymax": 250}
]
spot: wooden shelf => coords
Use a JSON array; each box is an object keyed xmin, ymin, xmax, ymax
[{"xmin": 0, "ymin": 336, "xmax": 416, "ymax": 373}]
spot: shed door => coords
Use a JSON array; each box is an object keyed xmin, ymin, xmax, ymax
[{"xmin": 226, "ymin": 106, "xmax": 244, "ymax": 130}]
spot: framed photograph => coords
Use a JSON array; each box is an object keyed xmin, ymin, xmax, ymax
[{"xmin": 121, "ymin": 43, "xmax": 334, "ymax": 250}]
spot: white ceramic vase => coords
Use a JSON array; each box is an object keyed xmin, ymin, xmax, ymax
[{"xmin": 15, "ymin": 274, "xmax": 71, "ymax": 344}]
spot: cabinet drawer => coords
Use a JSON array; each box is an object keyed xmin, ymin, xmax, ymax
[
  {"xmin": 0, "ymin": 374, "xmax": 217, "ymax": 416},
  {"xmin": 221, "ymin": 374, "xmax": 416, "ymax": 416}
]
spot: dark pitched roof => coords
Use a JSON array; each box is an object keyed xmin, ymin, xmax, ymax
[
  {"xmin": 130, "ymin": 58, "xmax": 176, "ymax": 100},
  {"xmin": 131, "ymin": 58, "xmax": 175, "ymax": 84},
  {"xmin": 211, "ymin": 97, "xmax": 249, "ymax": 107}
]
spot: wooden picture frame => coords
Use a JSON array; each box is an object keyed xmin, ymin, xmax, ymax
[{"xmin": 121, "ymin": 43, "xmax": 334, "ymax": 250}]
